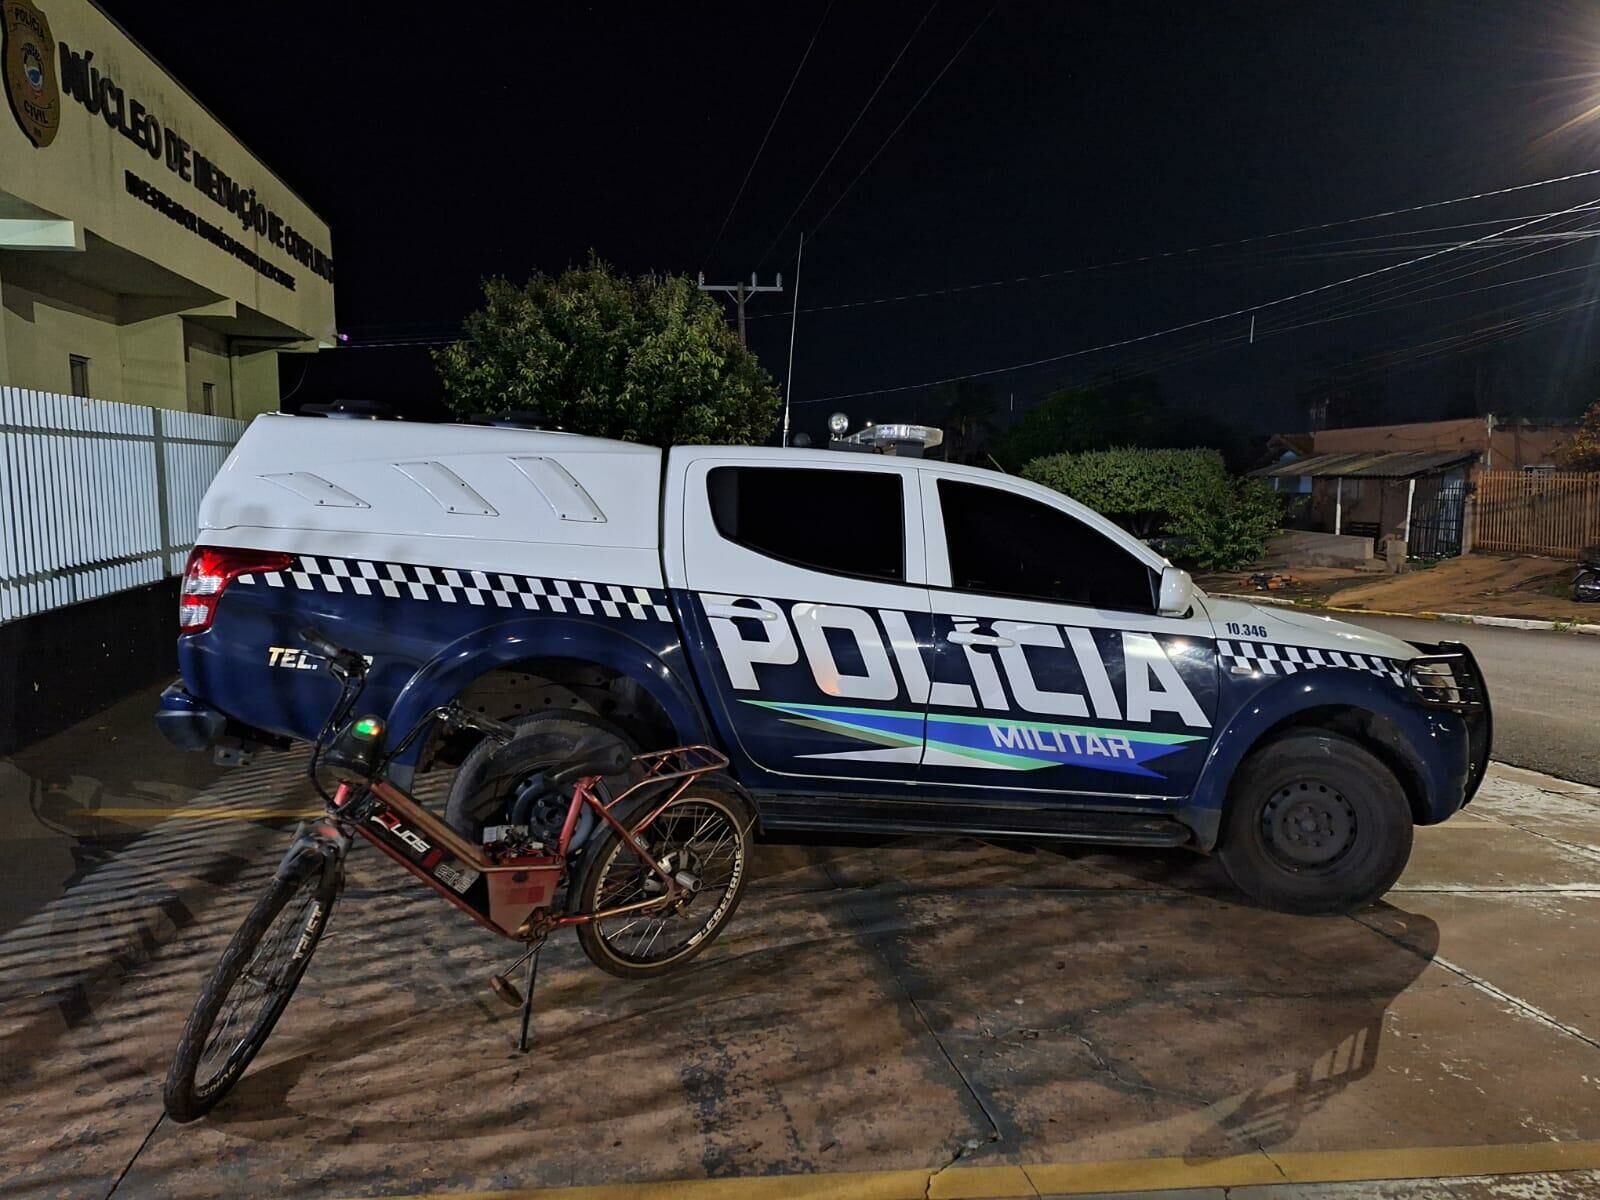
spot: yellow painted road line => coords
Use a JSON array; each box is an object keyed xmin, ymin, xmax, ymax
[{"xmin": 330, "ymin": 1139, "xmax": 1600, "ymax": 1200}]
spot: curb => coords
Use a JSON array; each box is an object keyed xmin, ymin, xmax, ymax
[
  {"xmin": 1428, "ymin": 611, "xmax": 1600, "ymax": 635},
  {"xmin": 1218, "ymin": 594, "xmax": 1600, "ymax": 635}
]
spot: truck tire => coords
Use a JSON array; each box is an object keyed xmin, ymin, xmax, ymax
[
  {"xmin": 445, "ymin": 709, "xmax": 636, "ymax": 843},
  {"xmin": 1216, "ymin": 730, "xmax": 1413, "ymax": 916}
]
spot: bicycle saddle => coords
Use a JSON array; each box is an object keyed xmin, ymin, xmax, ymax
[{"xmin": 546, "ymin": 737, "xmax": 632, "ymax": 786}]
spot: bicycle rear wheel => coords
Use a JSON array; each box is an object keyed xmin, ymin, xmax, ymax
[
  {"xmin": 163, "ymin": 855, "xmax": 337, "ymax": 1122},
  {"xmin": 574, "ymin": 780, "xmax": 752, "ymax": 980}
]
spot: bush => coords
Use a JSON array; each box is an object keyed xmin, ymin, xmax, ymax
[
  {"xmin": 1167, "ymin": 477, "xmax": 1284, "ymax": 571},
  {"xmin": 1021, "ymin": 447, "xmax": 1281, "ymax": 571}
]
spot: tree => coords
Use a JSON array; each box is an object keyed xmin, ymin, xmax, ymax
[
  {"xmin": 1557, "ymin": 399, "xmax": 1600, "ymax": 470},
  {"xmin": 999, "ymin": 378, "xmax": 1165, "ymax": 467},
  {"xmin": 994, "ymin": 375, "xmax": 1245, "ymax": 470},
  {"xmin": 1022, "ymin": 447, "xmax": 1282, "ymax": 571},
  {"xmin": 929, "ymin": 380, "xmax": 997, "ymax": 464},
  {"xmin": 434, "ymin": 260, "xmax": 781, "ymax": 445}
]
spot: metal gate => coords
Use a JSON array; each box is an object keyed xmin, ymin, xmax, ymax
[{"xmin": 1407, "ymin": 475, "xmax": 1467, "ymax": 559}]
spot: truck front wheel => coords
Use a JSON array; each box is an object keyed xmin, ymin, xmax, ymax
[{"xmin": 1217, "ymin": 730, "xmax": 1414, "ymax": 915}]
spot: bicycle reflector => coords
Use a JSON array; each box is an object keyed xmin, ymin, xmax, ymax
[{"xmin": 179, "ymin": 546, "xmax": 295, "ymax": 633}]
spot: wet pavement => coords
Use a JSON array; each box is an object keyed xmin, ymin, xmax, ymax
[{"xmin": 3, "ymin": 690, "xmax": 1600, "ymax": 1199}]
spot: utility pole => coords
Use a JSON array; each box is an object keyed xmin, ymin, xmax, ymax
[
  {"xmin": 782, "ymin": 234, "xmax": 803, "ymax": 447},
  {"xmin": 697, "ymin": 271, "xmax": 783, "ymax": 347}
]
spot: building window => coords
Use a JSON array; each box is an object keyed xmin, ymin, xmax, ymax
[
  {"xmin": 69, "ymin": 355, "xmax": 90, "ymax": 397},
  {"xmin": 201, "ymin": 382, "xmax": 216, "ymax": 415},
  {"xmin": 707, "ymin": 465, "xmax": 906, "ymax": 582}
]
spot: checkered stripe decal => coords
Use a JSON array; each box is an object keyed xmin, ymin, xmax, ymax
[
  {"xmin": 237, "ymin": 556, "xmax": 672, "ymax": 621},
  {"xmin": 1217, "ymin": 639, "xmax": 1405, "ymax": 686}
]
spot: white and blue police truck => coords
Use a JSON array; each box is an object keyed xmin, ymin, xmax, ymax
[{"xmin": 159, "ymin": 414, "xmax": 1491, "ymax": 914}]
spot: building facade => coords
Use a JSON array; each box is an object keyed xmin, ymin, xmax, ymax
[
  {"xmin": 0, "ymin": 0, "xmax": 334, "ymax": 418},
  {"xmin": 1253, "ymin": 416, "xmax": 1575, "ymax": 559}
]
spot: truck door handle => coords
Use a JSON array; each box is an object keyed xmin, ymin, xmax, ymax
[
  {"xmin": 947, "ymin": 630, "xmax": 1015, "ymax": 649},
  {"xmin": 704, "ymin": 602, "xmax": 776, "ymax": 621}
]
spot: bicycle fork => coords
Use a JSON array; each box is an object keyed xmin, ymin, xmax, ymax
[{"xmin": 276, "ymin": 819, "xmax": 351, "ymax": 883}]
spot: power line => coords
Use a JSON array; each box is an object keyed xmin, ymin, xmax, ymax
[
  {"xmin": 754, "ymin": 0, "xmax": 941, "ymax": 269},
  {"xmin": 338, "ymin": 218, "xmax": 1600, "ymax": 355},
  {"xmin": 806, "ymin": 2, "xmax": 999, "ymax": 241},
  {"xmin": 1030, "ymin": 280, "xmax": 1600, "ymax": 410},
  {"xmin": 1134, "ymin": 266, "xmax": 1600, "ymax": 386},
  {"xmin": 753, "ymin": 165, "xmax": 1600, "ymax": 322},
  {"xmin": 1059, "ymin": 234, "xmax": 1600, "ymax": 397},
  {"xmin": 799, "ymin": 193, "xmax": 1600, "ymax": 403},
  {"xmin": 743, "ymin": 212, "xmax": 1571, "ymax": 322},
  {"xmin": 1010, "ymin": 216, "xmax": 1600, "ymax": 400},
  {"xmin": 702, "ymin": 0, "xmax": 837, "ymax": 269},
  {"xmin": 1252, "ymin": 209, "xmax": 1600, "ymax": 330}
]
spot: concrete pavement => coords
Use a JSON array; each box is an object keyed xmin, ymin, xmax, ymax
[
  {"xmin": 5, "ymin": 692, "xmax": 1600, "ymax": 1198},
  {"xmin": 1337, "ymin": 613, "xmax": 1600, "ymax": 787}
]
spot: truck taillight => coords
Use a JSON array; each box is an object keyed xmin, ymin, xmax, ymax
[{"xmin": 180, "ymin": 546, "xmax": 294, "ymax": 633}]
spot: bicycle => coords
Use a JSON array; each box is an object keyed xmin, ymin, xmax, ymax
[{"xmin": 163, "ymin": 628, "xmax": 752, "ymax": 1123}]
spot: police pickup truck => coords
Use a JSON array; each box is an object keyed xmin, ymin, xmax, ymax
[{"xmin": 159, "ymin": 414, "xmax": 1490, "ymax": 914}]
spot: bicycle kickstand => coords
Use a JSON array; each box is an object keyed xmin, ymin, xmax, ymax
[{"xmin": 517, "ymin": 938, "xmax": 545, "ymax": 1053}]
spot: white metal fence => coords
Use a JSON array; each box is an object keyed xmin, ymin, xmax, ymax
[{"xmin": 0, "ymin": 387, "xmax": 247, "ymax": 623}]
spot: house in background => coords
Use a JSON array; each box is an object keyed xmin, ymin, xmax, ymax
[
  {"xmin": 1254, "ymin": 433, "xmax": 1315, "ymax": 494},
  {"xmin": 1250, "ymin": 415, "xmax": 1571, "ymax": 558}
]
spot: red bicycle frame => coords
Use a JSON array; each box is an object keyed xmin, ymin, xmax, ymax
[{"xmin": 323, "ymin": 745, "xmax": 730, "ymax": 941}]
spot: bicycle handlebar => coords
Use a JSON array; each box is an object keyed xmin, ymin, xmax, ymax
[
  {"xmin": 299, "ymin": 627, "xmax": 368, "ymax": 681},
  {"xmin": 299, "ymin": 627, "xmax": 344, "ymax": 660}
]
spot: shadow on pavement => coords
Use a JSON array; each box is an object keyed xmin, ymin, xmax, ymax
[{"xmin": 3, "ymin": 756, "xmax": 1450, "ymax": 1198}]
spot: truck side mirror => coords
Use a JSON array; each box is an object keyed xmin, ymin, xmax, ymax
[{"xmin": 1157, "ymin": 565, "xmax": 1195, "ymax": 617}]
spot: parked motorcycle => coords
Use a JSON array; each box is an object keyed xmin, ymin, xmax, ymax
[{"xmin": 1574, "ymin": 546, "xmax": 1600, "ymax": 603}]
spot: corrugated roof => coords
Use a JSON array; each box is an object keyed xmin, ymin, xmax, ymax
[{"xmin": 1251, "ymin": 449, "xmax": 1476, "ymax": 480}]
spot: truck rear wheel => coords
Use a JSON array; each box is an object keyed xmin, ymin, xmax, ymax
[
  {"xmin": 1217, "ymin": 730, "xmax": 1413, "ymax": 915},
  {"xmin": 445, "ymin": 709, "xmax": 636, "ymax": 843}
]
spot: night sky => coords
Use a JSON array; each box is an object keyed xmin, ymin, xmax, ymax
[{"xmin": 100, "ymin": 1, "xmax": 1600, "ymax": 443}]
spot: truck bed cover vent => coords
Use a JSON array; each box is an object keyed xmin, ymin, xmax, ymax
[
  {"xmin": 259, "ymin": 472, "xmax": 371, "ymax": 509},
  {"xmin": 509, "ymin": 456, "xmax": 607, "ymax": 523},
  {"xmin": 391, "ymin": 461, "xmax": 498, "ymax": 516}
]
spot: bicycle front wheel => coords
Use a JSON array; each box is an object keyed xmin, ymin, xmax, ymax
[
  {"xmin": 574, "ymin": 780, "xmax": 753, "ymax": 980},
  {"xmin": 163, "ymin": 856, "xmax": 337, "ymax": 1122}
]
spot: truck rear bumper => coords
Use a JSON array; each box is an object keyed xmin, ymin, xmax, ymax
[
  {"xmin": 156, "ymin": 683, "xmax": 227, "ymax": 751},
  {"xmin": 158, "ymin": 682, "xmax": 294, "ymax": 758}
]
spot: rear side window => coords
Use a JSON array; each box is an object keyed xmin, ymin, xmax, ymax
[
  {"xmin": 938, "ymin": 479, "xmax": 1155, "ymax": 612},
  {"xmin": 708, "ymin": 466, "xmax": 905, "ymax": 582}
]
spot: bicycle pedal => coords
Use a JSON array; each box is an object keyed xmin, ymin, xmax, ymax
[{"xmin": 489, "ymin": 973, "xmax": 524, "ymax": 1008}]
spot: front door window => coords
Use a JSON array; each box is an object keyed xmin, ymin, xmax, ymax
[{"xmin": 922, "ymin": 476, "xmax": 1216, "ymax": 800}]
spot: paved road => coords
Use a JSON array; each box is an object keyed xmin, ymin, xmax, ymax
[{"xmin": 1341, "ymin": 613, "xmax": 1600, "ymax": 786}]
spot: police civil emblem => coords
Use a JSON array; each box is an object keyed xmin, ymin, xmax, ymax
[{"xmin": 2, "ymin": 0, "xmax": 59, "ymax": 148}]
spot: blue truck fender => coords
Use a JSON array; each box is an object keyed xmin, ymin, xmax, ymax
[
  {"xmin": 383, "ymin": 616, "xmax": 713, "ymax": 781},
  {"xmin": 1177, "ymin": 670, "xmax": 1470, "ymax": 851}
]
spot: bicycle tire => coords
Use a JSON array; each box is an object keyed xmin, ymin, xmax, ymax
[
  {"xmin": 163, "ymin": 854, "xmax": 337, "ymax": 1122},
  {"xmin": 573, "ymin": 778, "xmax": 753, "ymax": 980}
]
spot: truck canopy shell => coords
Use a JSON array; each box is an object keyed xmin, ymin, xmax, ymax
[{"xmin": 198, "ymin": 415, "xmax": 665, "ymax": 586}]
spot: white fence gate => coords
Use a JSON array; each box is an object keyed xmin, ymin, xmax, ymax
[{"xmin": 0, "ymin": 387, "xmax": 247, "ymax": 623}]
